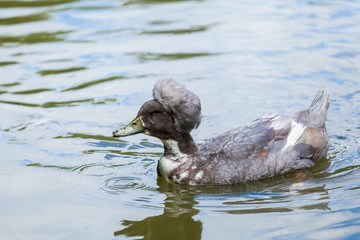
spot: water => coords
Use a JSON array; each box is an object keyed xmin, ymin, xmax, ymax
[{"xmin": 1, "ymin": 0, "xmax": 360, "ymax": 239}]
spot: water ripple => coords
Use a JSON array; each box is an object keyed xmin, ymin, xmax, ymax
[
  {"xmin": 37, "ymin": 66, "xmax": 86, "ymax": 76},
  {"xmin": 0, "ymin": 98, "xmax": 119, "ymax": 108},
  {"xmin": 0, "ymin": 61, "xmax": 18, "ymax": 66},
  {"xmin": 0, "ymin": 31, "xmax": 72, "ymax": 46},
  {"xmin": 12, "ymin": 88, "xmax": 54, "ymax": 95},
  {"xmin": 61, "ymin": 75, "xmax": 125, "ymax": 92},
  {"xmin": 140, "ymin": 24, "xmax": 215, "ymax": 35},
  {"xmin": 103, "ymin": 176, "xmax": 144, "ymax": 193},
  {"xmin": 0, "ymin": 82, "xmax": 20, "ymax": 87},
  {"xmin": 124, "ymin": 0, "xmax": 200, "ymax": 5},
  {"xmin": 0, "ymin": 0, "xmax": 80, "ymax": 8},
  {"xmin": 128, "ymin": 52, "xmax": 221, "ymax": 62},
  {"xmin": 0, "ymin": 12, "xmax": 49, "ymax": 25}
]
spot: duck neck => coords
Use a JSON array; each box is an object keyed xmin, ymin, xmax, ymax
[{"xmin": 161, "ymin": 132, "xmax": 199, "ymax": 156}]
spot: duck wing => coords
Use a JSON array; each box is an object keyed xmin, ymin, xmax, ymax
[{"xmin": 199, "ymin": 115, "xmax": 291, "ymax": 162}]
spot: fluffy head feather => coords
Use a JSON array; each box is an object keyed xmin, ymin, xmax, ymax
[{"xmin": 153, "ymin": 79, "xmax": 201, "ymax": 133}]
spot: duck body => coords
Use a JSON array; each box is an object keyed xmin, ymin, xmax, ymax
[{"xmin": 113, "ymin": 79, "xmax": 330, "ymax": 185}]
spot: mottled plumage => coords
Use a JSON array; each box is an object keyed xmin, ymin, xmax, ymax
[{"xmin": 113, "ymin": 79, "xmax": 330, "ymax": 185}]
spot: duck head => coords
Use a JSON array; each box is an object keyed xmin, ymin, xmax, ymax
[
  {"xmin": 112, "ymin": 78, "xmax": 201, "ymax": 142},
  {"xmin": 112, "ymin": 99, "xmax": 177, "ymax": 139}
]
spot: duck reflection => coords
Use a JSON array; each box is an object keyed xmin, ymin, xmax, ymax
[{"xmin": 114, "ymin": 178, "xmax": 202, "ymax": 240}]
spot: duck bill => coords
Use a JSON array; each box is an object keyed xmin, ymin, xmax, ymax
[{"xmin": 113, "ymin": 116, "xmax": 144, "ymax": 137}]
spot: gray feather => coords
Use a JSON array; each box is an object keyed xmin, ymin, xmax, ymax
[
  {"xmin": 200, "ymin": 118, "xmax": 275, "ymax": 161},
  {"xmin": 293, "ymin": 90, "xmax": 330, "ymax": 128},
  {"xmin": 153, "ymin": 79, "xmax": 201, "ymax": 133}
]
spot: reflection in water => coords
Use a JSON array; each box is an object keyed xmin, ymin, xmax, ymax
[
  {"xmin": 114, "ymin": 179, "xmax": 202, "ymax": 240},
  {"xmin": 218, "ymin": 184, "xmax": 331, "ymax": 214},
  {"xmin": 0, "ymin": 98, "xmax": 119, "ymax": 108},
  {"xmin": 123, "ymin": 0, "xmax": 200, "ymax": 5},
  {"xmin": 0, "ymin": 61, "xmax": 17, "ymax": 66},
  {"xmin": 61, "ymin": 75, "xmax": 125, "ymax": 92},
  {"xmin": 0, "ymin": 0, "xmax": 80, "ymax": 8},
  {"xmin": 12, "ymin": 88, "xmax": 54, "ymax": 95},
  {"xmin": 140, "ymin": 24, "xmax": 215, "ymax": 35},
  {"xmin": 128, "ymin": 52, "xmax": 221, "ymax": 62},
  {"xmin": 0, "ymin": 12, "xmax": 49, "ymax": 25},
  {"xmin": 37, "ymin": 67, "xmax": 87, "ymax": 76},
  {"xmin": 0, "ymin": 31, "xmax": 71, "ymax": 46}
]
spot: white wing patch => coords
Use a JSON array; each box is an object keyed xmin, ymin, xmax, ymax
[
  {"xmin": 195, "ymin": 170, "xmax": 204, "ymax": 180},
  {"xmin": 282, "ymin": 120, "xmax": 306, "ymax": 151}
]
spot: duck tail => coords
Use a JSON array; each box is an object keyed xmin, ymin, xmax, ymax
[{"xmin": 294, "ymin": 90, "xmax": 330, "ymax": 128}]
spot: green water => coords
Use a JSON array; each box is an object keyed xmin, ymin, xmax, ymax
[{"xmin": 1, "ymin": 0, "xmax": 360, "ymax": 239}]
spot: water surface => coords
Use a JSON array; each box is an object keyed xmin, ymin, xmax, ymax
[{"xmin": 1, "ymin": 0, "xmax": 360, "ymax": 239}]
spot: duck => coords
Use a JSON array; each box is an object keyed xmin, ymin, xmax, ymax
[{"xmin": 113, "ymin": 79, "xmax": 330, "ymax": 185}]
